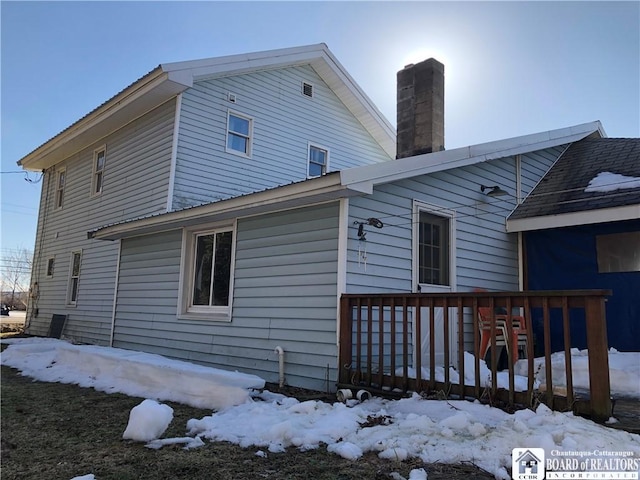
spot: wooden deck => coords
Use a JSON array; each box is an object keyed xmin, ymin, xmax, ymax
[{"xmin": 338, "ymin": 290, "xmax": 613, "ymax": 422}]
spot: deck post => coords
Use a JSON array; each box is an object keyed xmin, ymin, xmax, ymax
[
  {"xmin": 585, "ymin": 296, "xmax": 612, "ymax": 422},
  {"xmin": 338, "ymin": 296, "xmax": 352, "ymax": 386}
]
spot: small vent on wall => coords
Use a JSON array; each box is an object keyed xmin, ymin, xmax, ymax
[
  {"xmin": 227, "ymin": 92, "xmax": 237, "ymax": 103},
  {"xmin": 302, "ymin": 82, "xmax": 313, "ymax": 98}
]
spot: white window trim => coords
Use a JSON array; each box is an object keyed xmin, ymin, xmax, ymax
[
  {"xmin": 307, "ymin": 142, "xmax": 330, "ymax": 178},
  {"xmin": 225, "ymin": 110, "xmax": 253, "ymax": 158},
  {"xmin": 66, "ymin": 250, "xmax": 82, "ymax": 306},
  {"xmin": 177, "ymin": 221, "xmax": 237, "ymax": 322},
  {"xmin": 46, "ymin": 257, "xmax": 55, "ymax": 278},
  {"xmin": 412, "ymin": 200, "xmax": 456, "ymax": 293},
  {"xmin": 55, "ymin": 167, "xmax": 66, "ymax": 210},
  {"xmin": 91, "ymin": 145, "xmax": 107, "ymax": 197}
]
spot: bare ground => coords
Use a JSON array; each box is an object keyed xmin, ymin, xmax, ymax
[{"xmin": 1, "ymin": 345, "xmax": 495, "ymax": 480}]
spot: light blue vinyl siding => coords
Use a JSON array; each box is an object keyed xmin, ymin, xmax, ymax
[
  {"xmin": 172, "ymin": 65, "xmax": 391, "ymax": 209},
  {"xmin": 26, "ymin": 100, "xmax": 176, "ymax": 343},
  {"xmin": 112, "ymin": 203, "xmax": 341, "ymax": 391},
  {"xmin": 346, "ymin": 147, "xmax": 568, "ymax": 295}
]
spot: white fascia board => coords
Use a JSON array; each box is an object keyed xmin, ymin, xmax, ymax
[
  {"xmin": 18, "ymin": 69, "xmax": 191, "ymax": 171},
  {"xmin": 163, "ymin": 43, "xmax": 396, "ymax": 159},
  {"xmin": 340, "ymin": 121, "xmax": 603, "ymax": 188},
  {"xmin": 92, "ymin": 175, "xmax": 361, "ymax": 240},
  {"xmin": 506, "ymin": 204, "xmax": 640, "ymax": 233}
]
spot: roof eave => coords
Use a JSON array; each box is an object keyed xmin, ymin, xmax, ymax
[
  {"xmin": 506, "ymin": 204, "xmax": 640, "ymax": 232},
  {"xmin": 18, "ymin": 68, "xmax": 191, "ymax": 171},
  {"xmin": 91, "ymin": 175, "xmax": 360, "ymax": 241},
  {"xmin": 340, "ymin": 120, "xmax": 605, "ymax": 188}
]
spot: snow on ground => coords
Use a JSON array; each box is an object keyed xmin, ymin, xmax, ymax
[
  {"xmin": 2, "ymin": 338, "xmax": 639, "ymax": 480},
  {"xmin": 0, "ymin": 337, "xmax": 264, "ymax": 409},
  {"xmin": 515, "ymin": 347, "xmax": 640, "ymax": 398},
  {"xmin": 584, "ymin": 171, "xmax": 640, "ymax": 192}
]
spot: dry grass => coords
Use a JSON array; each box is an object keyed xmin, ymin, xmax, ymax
[{"xmin": 1, "ymin": 343, "xmax": 495, "ymax": 480}]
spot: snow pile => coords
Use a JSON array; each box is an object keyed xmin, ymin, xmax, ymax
[
  {"xmin": 516, "ymin": 348, "xmax": 640, "ymax": 398},
  {"xmin": 0, "ymin": 338, "xmax": 264, "ymax": 409},
  {"xmin": 401, "ymin": 351, "xmax": 538, "ymax": 392},
  {"xmin": 584, "ymin": 171, "xmax": 640, "ymax": 192},
  {"xmin": 2, "ymin": 338, "xmax": 639, "ymax": 480},
  {"xmin": 122, "ymin": 399, "xmax": 174, "ymax": 442},
  {"xmin": 186, "ymin": 391, "xmax": 639, "ymax": 479}
]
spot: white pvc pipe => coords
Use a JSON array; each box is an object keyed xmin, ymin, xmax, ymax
[{"xmin": 274, "ymin": 346, "xmax": 285, "ymax": 388}]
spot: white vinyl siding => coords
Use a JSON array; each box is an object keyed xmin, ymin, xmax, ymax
[
  {"xmin": 171, "ymin": 65, "xmax": 391, "ymax": 209},
  {"xmin": 112, "ymin": 203, "xmax": 340, "ymax": 392},
  {"xmin": 26, "ymin": 100, "xmax": 176, "ymax": 343}
]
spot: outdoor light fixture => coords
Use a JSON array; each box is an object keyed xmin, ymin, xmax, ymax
[{"xmin": 480, "ymin": 185, "xmax": 508, "ymax": 197}]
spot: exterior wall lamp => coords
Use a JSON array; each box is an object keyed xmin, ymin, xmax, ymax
[{"xmin": 480, "ymin": 185, "xmax": 508, "ymax": 197}]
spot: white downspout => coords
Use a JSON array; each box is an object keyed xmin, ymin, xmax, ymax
[{"xmin": 274, "ymin": 346, "xmax": 285, "ymax": 388}]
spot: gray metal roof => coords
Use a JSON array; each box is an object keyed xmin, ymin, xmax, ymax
[{"xmin": 509, "ymin": 137, "xmax": 640, "ymax": 220}]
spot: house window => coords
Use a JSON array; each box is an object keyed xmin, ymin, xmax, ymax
[
  {"xmin": 92, "ymin": 147, "xmax": 106, "ymax": 195},
  {"xmin": 46, "ymin": 258, "xmax": 55, "ymax": 277},
  {"xmin": 417, "ymin": 210, "xmax": 451, "ymax": 287},
  {"xmin": 308, "ymin": 144, "xmax": 328, "ymax": 177},
  {"xmin": 55, "ymin": 169, "xmax": 66, "ymax": 209},
  {"xmin": 182, "ymin": 226, "xmax": 235, "ymax": 319},
  {"xmin": 67, "ymin": 251, "xmax": 82, "ymax": 305},
  {"xmin": 226, "ymin": 111, "xmax": 252, "ymax": 157},
  {"xmin": 596, "ymin": 231, "xmax": 640, "ymax": 273}
]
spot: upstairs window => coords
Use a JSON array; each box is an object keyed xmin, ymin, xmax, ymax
[
  {"xmin": 92, "ymin": 147, "xmax": 106, "ymax": 195},
  {"xmin": 226, "ymin": 111, "xmax": 252, "ymax": 157},
  {"xmin": 308, "ymin": 144, "xmax": 328, "ymax": 177},
  {"xmin": 46, "ymin": 257, "xmax": 55, "ymax": 277},
  {"xmin": 55, "ymin": 169, "xmax": 66, "ymax": 209},
  {"xmin": 67, "ymin": 251, "xmax": 82, "ymax": 306}
]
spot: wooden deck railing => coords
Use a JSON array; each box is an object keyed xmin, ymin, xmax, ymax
[{"xmin": 338, "ymin": 290, "xmax": 612, "ymax": 421}]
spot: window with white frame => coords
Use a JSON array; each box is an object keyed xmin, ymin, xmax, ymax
[
  {"xmin": 182, "ymin": 226, "xmax": 235, "ymax": 319},
  {"xmin": 226, "ymin": 111, "xmax": 252, "ymax": 157},
  {"xmin": 55, "ymin": 169, "xmax": 66, "ymax": 209},
  {"xmin": 308, "ymin": 144, "xmax": 328, "ymax": 177},
  {"xmin": 46, "ymin": 257, "xmax": 55, "ymax": 277},
  {"xmin": 67, "ymin": 251, "xmax": 82, "ymax": 305},
  {"xmin": 92, "ymin": 147, "xmax": 106, "ymax": 195},
  {"xmin": 415, "ymin": 205, "xmax": 453, "ymax": 287}
]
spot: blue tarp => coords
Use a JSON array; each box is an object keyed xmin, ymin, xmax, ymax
[{"xmin": 525, "ymin": 219, "xmax": 640, "ymax": 353}]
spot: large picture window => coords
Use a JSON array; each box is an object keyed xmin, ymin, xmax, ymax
[
  {"xmin": 226, "ymin": 111, "xmax": 252, "ymax": 157},
  {"xmin": 181, "ymin": 225, "xmax": 236, "ymax": 320}
]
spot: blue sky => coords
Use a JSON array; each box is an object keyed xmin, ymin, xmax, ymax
[{"xmin": 2, "ymin": 1, "xmax": 639, "ymax": 257}]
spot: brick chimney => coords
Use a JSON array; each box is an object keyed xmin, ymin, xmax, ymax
[{"xmin": 396, "ymin": 58, "xmax": 444, "ymax": 158}]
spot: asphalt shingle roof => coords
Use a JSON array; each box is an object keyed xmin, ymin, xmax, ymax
[{"xmin": 509, "ymin": 138, "xmax": 640, "ymax": 220}]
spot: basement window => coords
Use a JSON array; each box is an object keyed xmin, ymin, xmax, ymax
[{"xmin": 596, "ymin": 231, "xmax": 640, "ymax": 273}]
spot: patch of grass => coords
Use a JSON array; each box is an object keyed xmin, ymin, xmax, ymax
[{"xmin": 1, "ymin": 362, "xmax": 494, "ymax": 480}]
